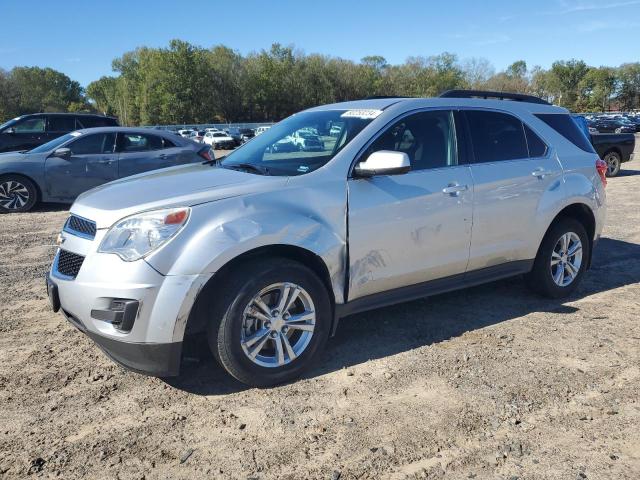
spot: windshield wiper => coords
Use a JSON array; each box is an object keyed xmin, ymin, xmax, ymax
[
  {"xmin": 223, "ymin": 163, "xmax": 270, "ymax": 175},
  {"xmin": 202, "ymin": 155, "xmax": 224, "ymax": 166}
]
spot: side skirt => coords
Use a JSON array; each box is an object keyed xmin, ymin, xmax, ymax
[{"xmin": 332, "ymin": 260, "xmax": 533, "ymax": 334}]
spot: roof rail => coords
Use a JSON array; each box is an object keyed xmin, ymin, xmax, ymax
[
  {"xmin": 439, "ymin": 89, "xmax": 551, "ymax": 105},
  {"xmin": 362, "ymin": 95, "xmax": 412, "ymax": 100}
]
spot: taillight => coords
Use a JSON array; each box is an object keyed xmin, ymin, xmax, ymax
[
  {"xmin": 198, "ymin": 147, "xmax": 214, "ymax": 162},
  {"xmin": 595, "ymin": 158, "xmax": 607, "ymax": 187}
]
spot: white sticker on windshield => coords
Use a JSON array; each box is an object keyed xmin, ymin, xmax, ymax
[
  {"xmin": 70, "ymin": 131, "xmax": 82, "ymax": 137},
  {"xmin": 340, "ymin": 109, "xmax": 383, "ymax": 119}
]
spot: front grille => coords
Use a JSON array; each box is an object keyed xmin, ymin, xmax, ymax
[
  {"xmin": 56, "ymin": 250, "xmax": 85, "ymax": 278},
  {"xmin": 64, "ymin": 215, "xmax": 96, "ymax": 239}
]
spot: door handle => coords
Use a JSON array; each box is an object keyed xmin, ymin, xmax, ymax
[
  {"xmin": 158, "ymin": 154, "xmax": 167, "ymax": 159},
  {"xmin": 531, "ymin": 168, "xmax": 552, "ymax": 178},
  {"xmin": 442, "ymin": 183, "xmax": 468, "ymax": 196},
  {"xmin": 96, "ymin": 159, "xmax": 115, "ymax": 165}
]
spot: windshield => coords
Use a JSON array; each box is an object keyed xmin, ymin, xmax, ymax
[
  {"xmin": 220, "ymin": 110, "xmax": 375, "ymax": 175},
  {"xmin": 28, "ymin": 133, "xmax": 77, "ymax": 153},
  {"xmin": 0, "ymin": 117, "xmax": 20, "ymax": 131}
]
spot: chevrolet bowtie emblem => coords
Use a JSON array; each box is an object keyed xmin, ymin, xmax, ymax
[{"xmin": 56, "ymin": 233, "xmax": 66, "ymax": 245}]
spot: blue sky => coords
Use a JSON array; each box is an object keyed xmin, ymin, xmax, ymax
[{"xmin": 1, "ymin": 0, "xmax": 639, "ymax": 86}]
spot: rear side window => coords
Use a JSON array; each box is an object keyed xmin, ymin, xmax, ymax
[
  {"xmin": 120, "ymin": 133, "xmax": 164, "ymax": 152},
  {"xmin": 47, "ymin": 116, "xmax": 76, "ymax": 132},
  {"xmin": 77, "ymin": 116, "xmax": 118, "ymax": 128},
  {"xmin": 524, "ymin": 125, "xmax": 548, "ymax": 157},
  {"xmin": 535, "ymin": 114, "xmax": 595, "ymax": 153},
  {"xmin": 465, "ymin": 110, "xmax": 528, "ymax": 163}
]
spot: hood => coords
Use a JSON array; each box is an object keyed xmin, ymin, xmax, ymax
[
  {"xmin": 71, "ymin": 163, "xmax": 288, "ymax": 228},
  {"xmin": 0, "ymin": 151, "xmax": 27, "ymax": 161}
]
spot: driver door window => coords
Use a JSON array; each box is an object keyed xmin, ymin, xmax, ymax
[
  {"xmin": 14, "ymin": 117, "xmax": 45, "ymax": 133},
  {"xmin": 364, "ymin": 110, "xmax": 457, "ymax": 171},
  {"xmin": 69, "ymin": 133, "xmax": 116, "ymax": 155}
]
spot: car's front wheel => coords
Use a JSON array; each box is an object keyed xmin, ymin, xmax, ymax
[
  {"xmin": 526, "ymin": 218, "xmax": 589, "ymax": 298},
  {"xmin": 209, "ymin": 258, "xmax": 331, "ymax": 387},
  {"xmin": 0, "ymin": 175, "xmax": 38, "ymax": 213}
]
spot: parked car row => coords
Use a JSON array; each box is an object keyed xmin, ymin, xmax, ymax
[
  {"xmin": 172, "ymin": 126, "xmax": 262, "ymax": 149},
  {"xmin": 585, "ymin": 113, "xmax": 640, "ymax": 134}
]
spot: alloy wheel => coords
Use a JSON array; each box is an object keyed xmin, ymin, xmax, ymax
[
  {"xmin": 240, "ymin": 282, "xmax": 316, "ymax": 368},
  {"xmin": 604, "ymin": 152, "xmax": 620, "ymax": 176},
  {"xmin": 550, "ymin": 232, "xmax": 583, "ymax": 287},
  {"xmin": 0, "ymin": 180, "xmax": 30, "ymax": 210}
]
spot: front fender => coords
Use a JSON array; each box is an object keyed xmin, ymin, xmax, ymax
[{"xmin": 144, "ymin": 181, "xmax": 348, "ymax": 304}]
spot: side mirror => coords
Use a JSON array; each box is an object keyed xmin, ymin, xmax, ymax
[
  {"xmin": 354, "ymin": 150, "xmax": 411, "ymax": 177},
  {"xmin": 52, "ymin": 147, "xmax": 72, "ymax": 160}
]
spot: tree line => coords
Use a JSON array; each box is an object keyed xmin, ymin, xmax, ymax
[{"xmin": 1, "ymin": 39, "xmax": 639, "ymax": 125}]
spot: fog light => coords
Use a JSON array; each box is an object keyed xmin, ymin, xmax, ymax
[{"xmin": 91, "ymin": 299, "xmax": 139, "ymax": 332}]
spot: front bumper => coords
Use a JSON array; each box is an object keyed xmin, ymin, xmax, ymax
[
  {"xmin": 51, "ymin": 293, "xmax": 182, "ymax": 376},
  {"xmin": 47, "ymin": 244, "xmax": 211, "ymax": 376}
]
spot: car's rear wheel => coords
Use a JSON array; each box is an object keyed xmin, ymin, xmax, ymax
[
  {"xmin": 0, "ymin": 175, "xmax": 38, "ymax": 213},
  {"xmin": 526, "ymin": 218, "xmax": 589, "ymax": 298},
  {"xmin": 208, "ymin": 258, "xmax": 331, "ymax": 387},
  {"xmin": 603, "ymin": 151, "xmax": 621, "ymax": 177}
]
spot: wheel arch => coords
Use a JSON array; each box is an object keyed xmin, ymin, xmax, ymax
[
  {"xmin": 183, "ymin": 244, "xmax": 336, "ymax": 338},
  {"xmin": 541, "ymin": 202, "xmax": 596, "ymax": 269},
  {"xmin": 602, "ymin": 147, "xmax": 622, "ymax": 158}
]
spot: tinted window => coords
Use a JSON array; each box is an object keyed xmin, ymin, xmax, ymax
[
  {"xmin": 76, "ymin": 116, "xmax": 118, "ymax": 128},
  {"xmin": 365, "ymin": 110, "xmax": 456, "ymax": 171},
  {"xmin": 535, "ymin": 114, "xmax": 595, "ymax": 153},
  {"xmin": 162, "ymin": 137, "xmax": 176, "ymax": 148},
  {"xmin": 465, "ymin": 111, "xmax": 528, "ymax": 163},
  {"xmin": 14, "ymin": 117, "xmax": 45, "ymax": 133},
  {"xmin": 120, "ymin": 133, "xmax": 163, "ymax": 152},
  {"xmin": 524, "ymin": 124, "xmax": 548, "ymax": 157},
  {"xmin": 69, "ymin": 133, "xmax": 116, "ymax": 155},
  {"xmin": 47, "ymin": 116, "xmax": 76, "ymax": 132}
]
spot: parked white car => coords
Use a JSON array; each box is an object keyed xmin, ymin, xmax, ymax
[
  {"xmin": 178, "ymin": 129, "xmax": 193, "ymax": 138},
  {"xmin": 203, "ymin": 131, "xmax": 235, "ymax": 149},
  {"xmin": 255, "ymin": 126, "xmax": 271, "ymax": 136}
]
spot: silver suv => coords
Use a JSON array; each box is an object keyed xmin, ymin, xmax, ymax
[{"xmin": 47, "ymin": 91, "xmax": 607, "ymax": 387}]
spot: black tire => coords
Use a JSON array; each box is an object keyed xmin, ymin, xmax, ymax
[
  {"xmin": 0, "ymin": 174, "xmax": 38, "ymax": 213},
  {"xmin": 208, "ymin": 257, "xmax": 331, "ymax": 387},
  {"xmin": 525, "ymin": 218, "xmax": 590, "ymax": 298},
  {"xmin": 603, "ymin": 151, "xmax": 621, "ymax": 177}
]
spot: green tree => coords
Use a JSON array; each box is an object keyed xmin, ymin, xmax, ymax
[{"xmin": 549, "ymin": 59, "xmax": 589, "ymax": 109}]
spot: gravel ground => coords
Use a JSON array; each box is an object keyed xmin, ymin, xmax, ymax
[{"xmin": 1, "ymin": 142, "xmax": 639, "ymax": 479}]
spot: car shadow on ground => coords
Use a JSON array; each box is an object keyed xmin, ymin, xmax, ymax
[
  {"xmin": 168, "ymin": 237, "xmax": 640, "ymax": 395},
  {"xmin": 617, "ymin": 168, "xmax": 640, "ymax": 177},
  {"xmin": 31, "ymin": 202, "xmax": 70, "ymax": 213}
]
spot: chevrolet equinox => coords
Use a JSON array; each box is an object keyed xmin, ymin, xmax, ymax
[{"xmin": 47, "ymin": 91, "xmax": 607, "ymax": 387}]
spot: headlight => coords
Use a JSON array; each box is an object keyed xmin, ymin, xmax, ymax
[{"xmin": 98, "ymin": 207, "xmax": 190, "ymax": 261}]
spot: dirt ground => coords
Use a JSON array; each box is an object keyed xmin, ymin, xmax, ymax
[{"xmin": 1, "ymin": 143, "xmax": 639, "ymax": 480}]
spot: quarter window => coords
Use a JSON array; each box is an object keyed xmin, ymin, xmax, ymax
[
  {"xmin": 365, "ymin": 110, "xmax": 457, "ymax": 171},
  {"xmin": 535, "ymin": 113, "xmax": 595, "ymax": 153},
  {"xmin": 465, "ymin": 110, "xmax": 528, "ymax": 163},
  {"xmin": 69, "ymin": 133, "xmax": 116, "ymax": 155}
]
